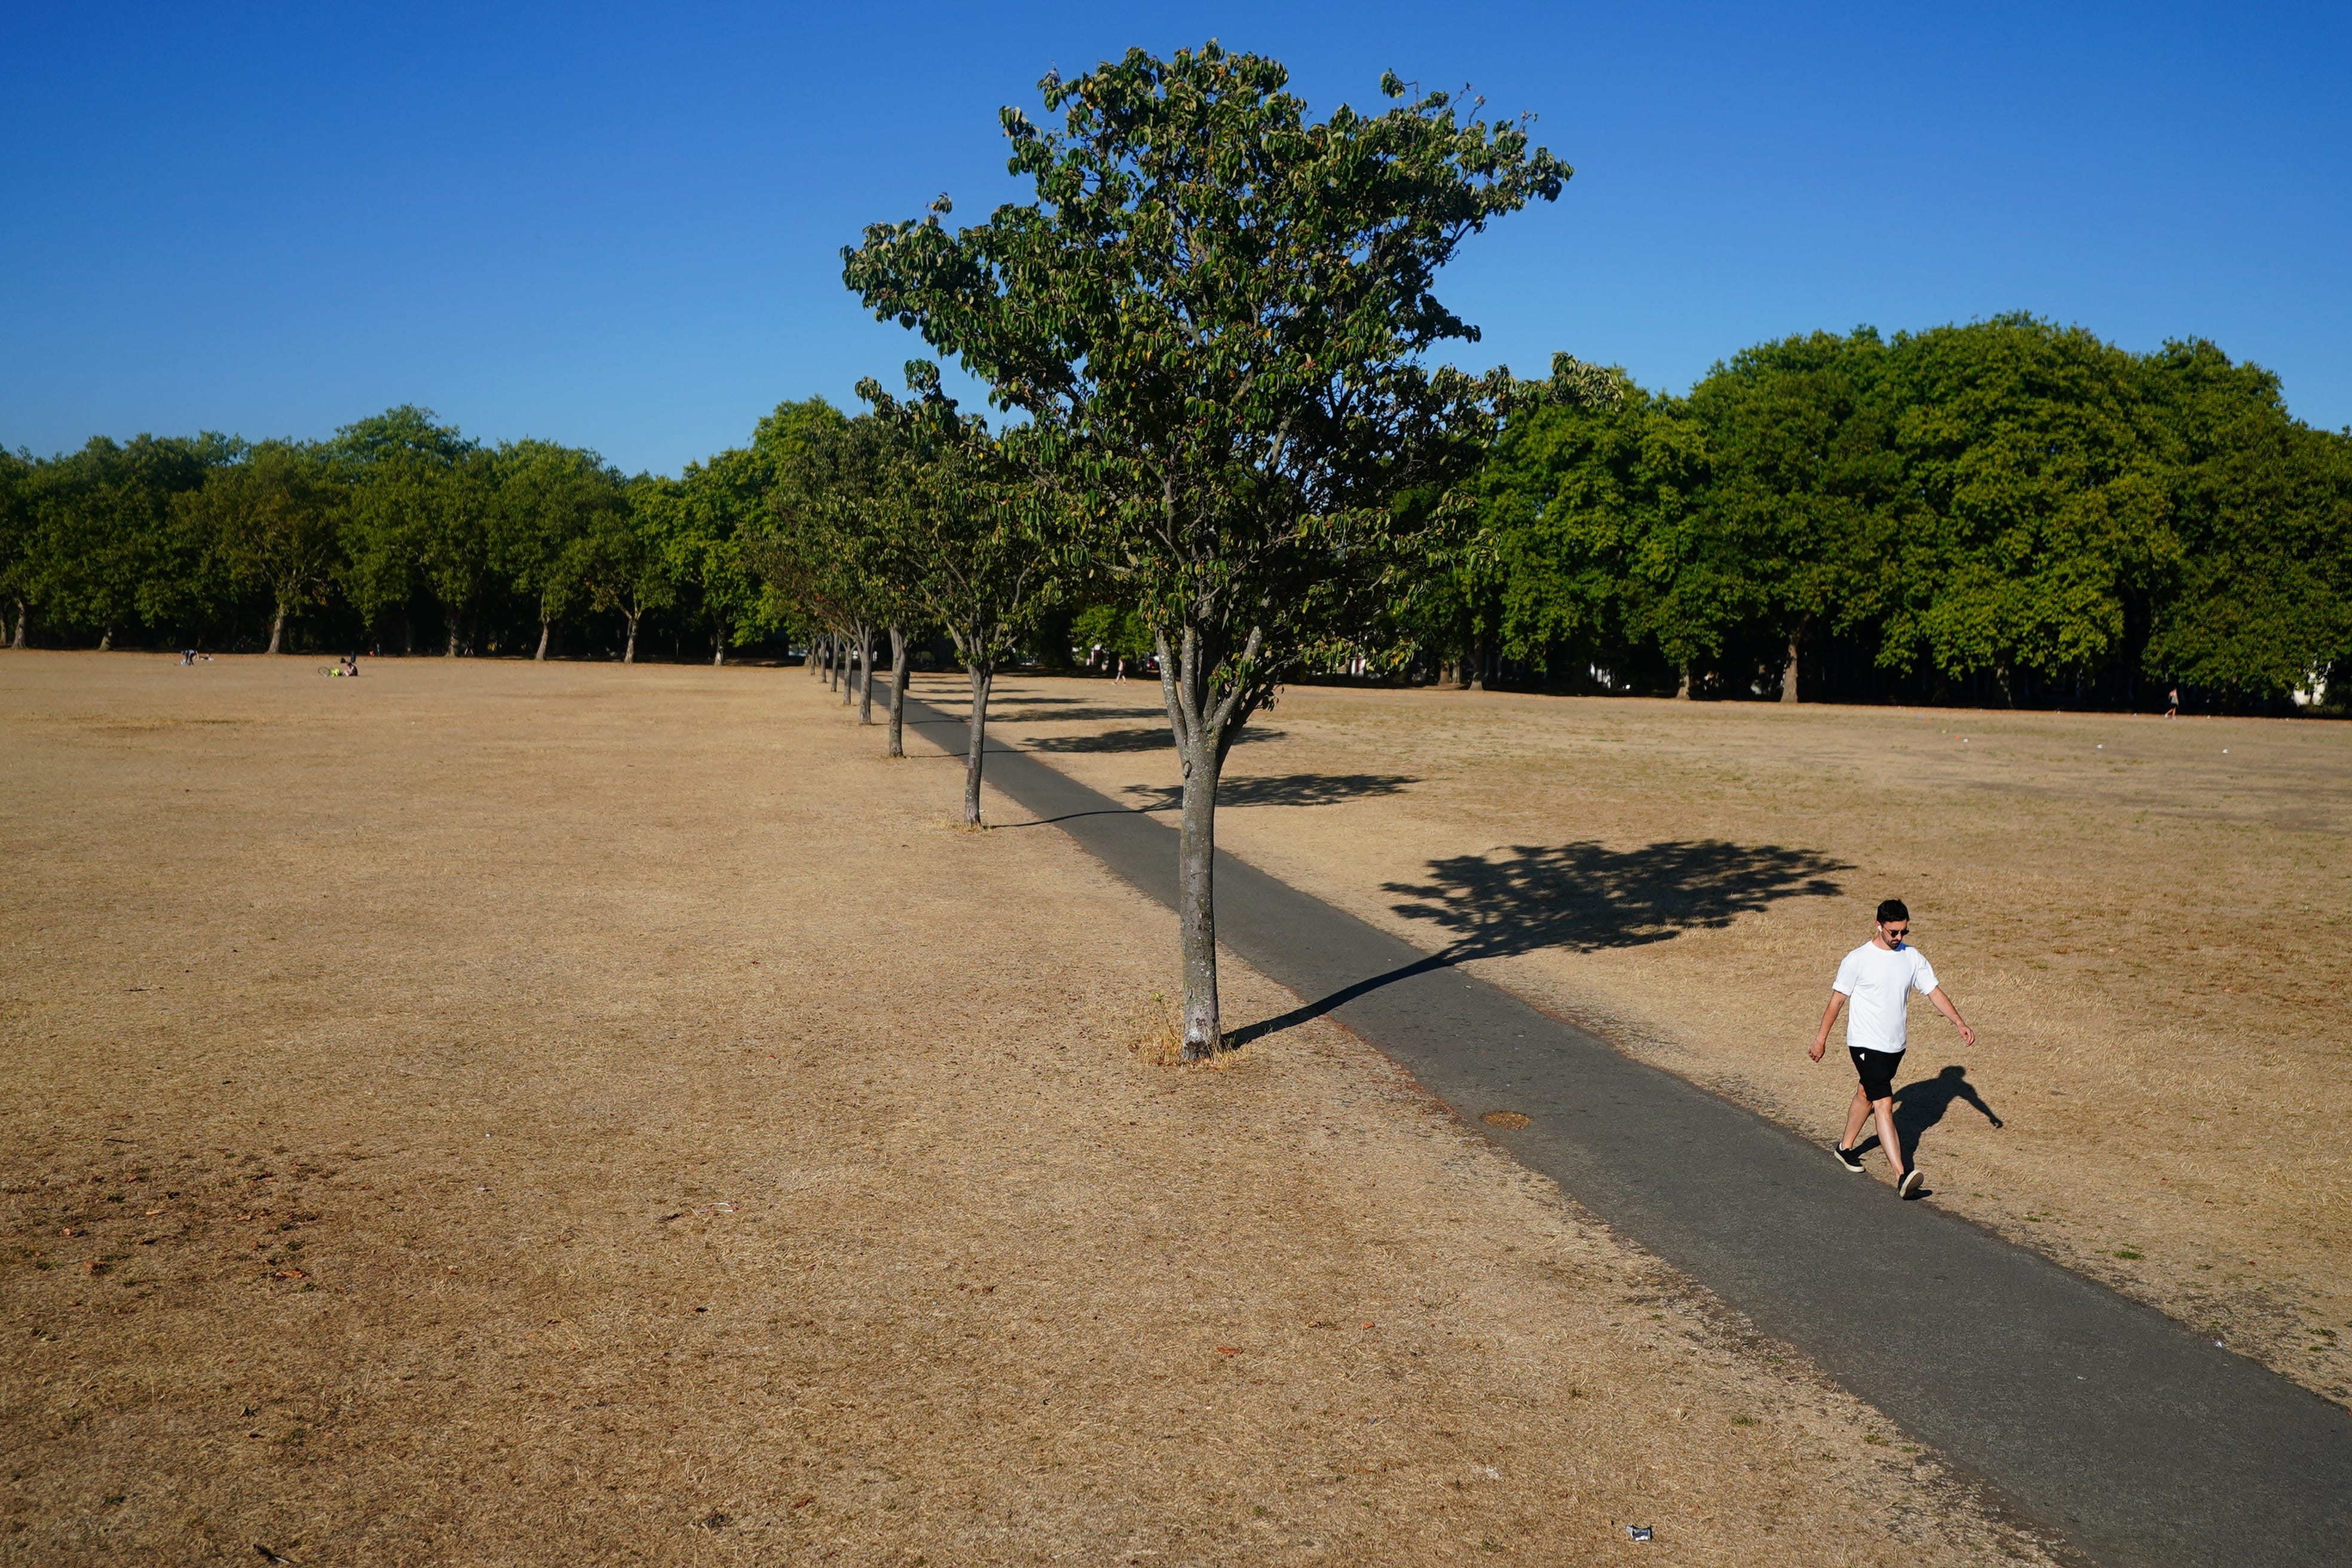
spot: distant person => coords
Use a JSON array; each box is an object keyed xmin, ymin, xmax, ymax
[
  {"xmin": 1809, "ymin": 899, "xmax": 1975, "ymax": 1198},
  {"xmin": 2166, "ymin": 686, "xmax": 2180, "ymax": 718},
  {"xmin": 341, "ymin": 653, "xmax": 360, "ymax": 677},
  {"xmin": 179, "ymin": 649, "xmax": 196, "ymax": 666},
  {"xmin": 1113, "ymin": 656, "xmax": 1127, "ymax": 685}
]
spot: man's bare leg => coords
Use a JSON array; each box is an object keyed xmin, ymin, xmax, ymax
[
  {"xmin": 1842, "ymin": 1083, "xmax": 1873, "ymax": 1152},
  {"xmin": 1871, "ymin": 1095, "xmax": 1907, "ymax": 1178}
]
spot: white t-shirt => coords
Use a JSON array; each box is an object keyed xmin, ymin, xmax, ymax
[{"xmin": 1833, "ymin": 941, "xmax": 1939, "ymax": 1054}]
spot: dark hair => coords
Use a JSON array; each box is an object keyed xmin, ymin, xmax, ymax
[{"xmin": 1876, "ymin": 899, "xmax": 1910, "ymax": 924}]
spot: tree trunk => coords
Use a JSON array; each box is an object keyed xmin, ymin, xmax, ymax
[
  {"xmin": 1175, "ymin": 726, "xmax": 1226, "ymax": 1059},
  {"xmin": 1780, "ymin": 626, "xmax": 1803, "ymax": 704},
  {"xmin": 1677, "ymin": 660, "xmax": 1692, "ymax": 700},
  {"xmin": 963, "ymin": 665, "xmax": 993, "ymax": 826},
  {"xmin": 1995, "ymin": 660, "xmax": 2016, "ymax": 708},
  {"xmin": 534, "ymin": 620, "xmax": 550, "ymax": 662},
  {"xmin": 1468, "ymin": 631, "xmax": 1487, "ymax": 691},
  {"xmin": 446, "ymin": 621, "xmax": 461, "ymax": 657},
  {"xmin": 712, "ymin": 626, "xmax": 725, "ymax": 667},
  {"xmin": 858, "ymin": 627, "xmax": 877, "ymax": 724},
  {"xmin": 622, "ymin": 611, "xmax": 639, "ymax": 664},
  {"xmin": 98, "ymin": 626, "xmax": 114, "ymax": 653},
  {"xmin": 887, "ymin": 626, "xmax": 909, "ymax": 758},
  {"xmin": 841, "ymin": 639, "xmax": 857, "ymax": 706},
  {"xmin": 8, "ymin": 600, "xmax": 23, "ymax": 649},
  {"xmin": 267, "ymin": 602, "xmax": 288, "ymax": 655}
]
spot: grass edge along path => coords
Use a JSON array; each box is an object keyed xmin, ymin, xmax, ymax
[{"xmin": 895, "ymin": 691, "xmax": 2352, "ymax": 1568}]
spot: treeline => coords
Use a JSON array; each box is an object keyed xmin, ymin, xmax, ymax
[
  {"xmin": 6, "ymin": 314, "xmax": 2345, "ymax": 710},
  {"xmin": 0, "ymin": 406, "xmax": 791, "ymax": 663},
  {"xmin": 1438, "ymin": 314, "xmax": 2352, "ymax": 710}
]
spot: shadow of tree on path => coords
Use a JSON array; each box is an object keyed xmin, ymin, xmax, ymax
[
  {"xmin": 1386, "ymin": 840, "xmax": 1850, "ymax": 960},
  {"xmin": 1121, "ymin": 773, "xmax": 1417, "ymax": 811}
]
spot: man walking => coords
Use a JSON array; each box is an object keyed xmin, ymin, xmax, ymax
[{"xmin": 1809, "ymin": 899, "xmax": 1975, "ymax": 1197}]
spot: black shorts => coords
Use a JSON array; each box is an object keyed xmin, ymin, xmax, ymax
[{"xmin": 1849, "ymin": 1047, "xmax": 1903, "ymax": 1101}]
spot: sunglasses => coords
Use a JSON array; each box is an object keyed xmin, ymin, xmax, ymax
[{"xmin": 1881, "ymin": 925, "xmax": 1910, "ymax": 937}]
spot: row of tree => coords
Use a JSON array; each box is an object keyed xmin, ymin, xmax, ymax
[
  {"xmin": 1437, "ymin": 316, "xmax": 2351, "ymax": 709},
  {"xmin": 0, "ymin": 406, "xmax": 785, "ymax": 663}
]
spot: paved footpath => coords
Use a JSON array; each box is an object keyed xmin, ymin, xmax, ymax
[{"xmin": 899, "ymin": 694, "xmax": 2352, "ymax": 1568}]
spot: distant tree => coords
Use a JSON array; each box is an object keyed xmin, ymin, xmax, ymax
[
  {"xmin": 575, "ymin": 477, "xmax": 682, "ymax": 662},
  {"xmin": 859, "ymin": 363, "xmax": 1061, "ymax": 821},
  {"xmin": 23, "ymin": 434, "xmax": 229, "ymax": 648},
  {"xmin": 1687, "ymin": 329, "xmax": 1909, "ymax": 702},
  {"xmin": 489, "ymin": 440, "xmax": 624, "ymax": 660},
  {"xmin": 2138, "ymin": 340, "xmax": 2352, "ymax": 699},
  {"xmin": 334, "ymin": 407, "xmax": 479, "ymax": 653},
  {"xmin": 1879, "ymin": 316, "xmax": 2169, "ymax": 705},
  {"xmin": 662, "ymin": 447, "xmax": 777, "ymax": 667},
  {"xmin": 844, "ymin": 44, "xmax": 1585, "ymax": 1051},
  {"xmin": 1465, "ymin": 373, "xmax": 1714, "ymax": 694},
  {"xmin": 176, "ymin": 440, "xmax": 347, "ymax": 653}
]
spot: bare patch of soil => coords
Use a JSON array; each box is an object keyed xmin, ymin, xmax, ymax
[
  {"xmin": 975, "ymin": 673, "xmax": 2352, "ymax": 1408},
  {"xmin": 0, "ymin": 653, "xmax": 2057, "ymax": 1565}
]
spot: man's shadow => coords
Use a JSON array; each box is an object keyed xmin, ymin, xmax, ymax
[{"xmin": 1852, "ymin": 1065, "xmax": 2004, "ymax": 1167}]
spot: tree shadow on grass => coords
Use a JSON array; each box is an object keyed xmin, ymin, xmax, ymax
[
  {"xmin": 993, "ymin": 704, "xmax": 1173, "ymax": 724},
  {"xmin": 1120, "ymin": 773, "xmax": 1417, "ymax": 811},
  {"xmin": 1386, "ymin": 840, "xmax": 1851, "ymax": 960},
  {"xmin": 1227, "ymin": 839, "xmax": 1848, "ymax": 1047},
  {"xmin": 1026, "ymin": 727, "xmax": 1286, "ymax": 755}
]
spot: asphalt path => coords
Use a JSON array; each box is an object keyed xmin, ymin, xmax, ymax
[{"xmin": 893, "ymin": 691, "xmax": 2352, "ymax": 1568}]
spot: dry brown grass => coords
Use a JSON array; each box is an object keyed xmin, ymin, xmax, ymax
[
  {"xmin": 975, "ymin": 673, "xmax": 2352, "ymax": 1406},
  {"xmin": 0, "ymin": 653, "xmax": 2059, "ymax": 1566}
]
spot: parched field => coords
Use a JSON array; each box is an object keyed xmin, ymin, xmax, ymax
[
  {"xmin": 974, "ymin": 673, "xmax": 2352, "ymax": 1406},
  {"xmin": 0, "ymin": 653, "xmax": 2059, "ymax": 1567}
]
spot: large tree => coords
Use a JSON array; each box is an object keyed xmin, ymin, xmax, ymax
[
  {"xmin": 22, "ymin": 434, "xmax": 229, "ymax": 648},
  {"xmin": 1686, "ymin": 329, "xmax": 1908, "ymax": 702},
  {"xmin": 844, "ymin": 44, "xmax": 1587, "ymax": 1055},
  {"xmin": 2137, "ymin": 339, "xmax": 2352, "ymax": 700},
  {"xmin": 489, "ymin": 440, "xmax": 625, "ymax": 660},
  {"xmin": 333, "ymin": 407, "xmax": 479, "ymax": 653},
  {"xmin": 178, "ymin": 440, "xmax": 347, "ymax": 653},
  {"xmin": 1880, "ymin": 316, "xmax": 2169, "ymax": 705}
]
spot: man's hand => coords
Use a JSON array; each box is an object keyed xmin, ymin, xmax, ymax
[
  {"xmin": 1812, "ymin": 991, "xmax": 1845, "ymax": 1062},
  {"xmin": 1930, "ymin": 987, "xmax": 1974, "ymax": 1049}
]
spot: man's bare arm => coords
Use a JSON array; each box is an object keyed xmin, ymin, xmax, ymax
[
  {"xmin": 1928, "ymin": 986, "xmax": 1976, "ymax": 1049},
  {"xmin": 1809, "ymin": 991, "xmax": 1846, "ymax": 1062}
]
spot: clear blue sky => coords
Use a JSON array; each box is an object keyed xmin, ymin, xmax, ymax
[{"xmin": 5, "ymin": 1, "xmax": 2345, "ymax": 476}]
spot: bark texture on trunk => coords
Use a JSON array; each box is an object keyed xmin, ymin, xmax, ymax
[
  {"xmin": 1175, "ymin": 730, "xmax": 1225, "ymax": 1058},
  {"xmin": 712, "ymin": 630, "xmax": 725, "ymax": 667},
  {"xmin": 841, "ymin": 639, "xmax": 857, "ymax": 705},
  {"xmin": 1677, "ymin": 661, "xmax": 1692, "ymax": 700},
  {"xmin": 98, "ymin": 626, "xmax": 114, "ymax": 652},
  {"xmin": 1780, "ymin": 635, "xmax": 1800, "ymax": 703},
  {"xmin": 886, "ymin": 627, "xmax": 909, "ymax": 758},
  {"xmin": 446, "ymin": 623, "xmax": 461, "ymax": 657},
  {"xmin": 1468, "ymin": 632, "xmax": 1487, "ymax": 691},
  {"xmin": 267, "ymin": 604, "xmax": 287, "ymax": 655},
  {"xmin": 857, "ymin": 628, "xmax": 877, "ymax": 722},
  {"xmin": 963, "ymin": 666, "xmax": 993, "ymax": 826},
  {"xmin": 534, "ymin": 621, "xmax": 550, "ymax": 662},
  {"xmin": 622, "ymin": 612, "xmax": 639, "ymax": 664},
  {"xmin": 8, "ymin": 601, "xmax": 24, "ymax": 649}
]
